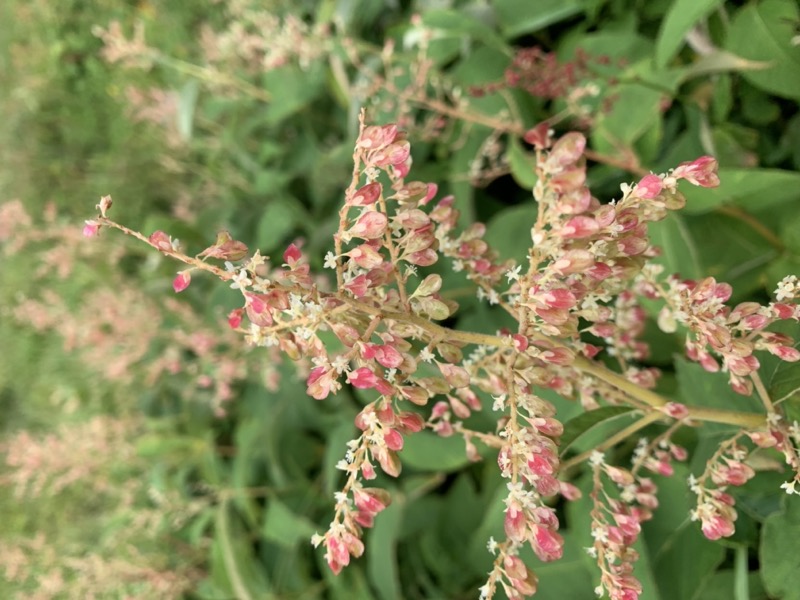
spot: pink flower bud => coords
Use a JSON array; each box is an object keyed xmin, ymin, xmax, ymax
[
  {"xmin": 524, "ymin": 122, "xmax": 551, "ymax": 149},
  {"xmin": 701, "ymin": 514, "xmax": 735, "ymax": 540},
  {"xmin": 400, "ymin": 386, "xmax": 429, "ymax": 406},
  {"xmin": 504, "ymin": 503, "xmax": 527, "ymax": 541},
  {"xmin": 560, "ymin": 216, "xmax": 599, "ymax": 239},
  {"xmin": 375, "ymin": 448, "xmax": 402, "ymax": 477},
  {"xmin": 227, "ymin": 308, "xmax": 243, "ymax": 329},
  {"xmin": 396, "ymin": 412, "xmax": 424, "ymax": 433},
  {"xmin": 664, "ymin": 402, "xmax": 690, "ymax": 419},
  {"xmin": 539, "ymin": 288, "xmax": 577, "ymax": 309},
  {"xmin": 358, "ymin": 124, "xmax": 397, "ymax": 150},
  {"xmin": 511, "ymin": 334, "xmax": 529, "ymax": 352},
  {"xmin": 148, "ymin": 230, "xmax": 172, "ymax": 251},
  {"xmin": 361, "ymin": 461, "xmax": 376, "ymax": 480},
  {"xmin": 353, "ymin": 487, "xmax": 392, "ymax": 515},
  {"xmin": 373, "ymin": 344, "xmax": 403, "ymax": 369},
  {"xmin": 559, "ymin": 481, "xmax": 582, "ymax": 501},
  {"xmin": 348, "ymin": 367, "xmax": 379, "ymax": 389},
  {"xmin": 83, "ymin": 220, "xmax": 100, "ymax": 238},
  {"xmin": 768, "ymin": 345, "xmax": 800, "ymax": 362},
  {"xmin": 283, "ymin": 243, "xmax": 302, "ymax": 265},
  {"xmin": 674, "ymin": 156, "xmax": 720, "ymax": 188},
  {"xmin": 307, "ymin": 367, "xmax": 335, "ymax": 400},
  {"xmin": 634, "ymin": 174, "xmax": 663, "ymax": 198},
  {"xmin": 344, "ymin": 274, "xmax": 370, "ymax": 298},
  {"xmin": 346, "ymin": 244, "xmax": 384, "ymax": 269},
  {"xmin": 547, "ymin": 132, "xmax": 586, "ymax": 168},
  {"xmin": 351, "ymin": 182, "xmax": 382, "ymax": 206},
  {"xmin": 431, "ymin": 401, "xmax": 450, "ymax": 419},
  {"xmin": 350, "ymin": 211, "xmax": 388, "ymax": 239},
  {"xmin": 173, "ymin": 271, "xmax": 191, "ymax": 293},
  {"xmin": 383, "ymin": 428, "xmax": 404, "ymax": 451},
  {"xmin": 532, "ymin": 526, "xmax": 564, "ymax": 562},
  {"xmin": 438, "ymin": 362, "xmax": 470, "ymax": 388}
]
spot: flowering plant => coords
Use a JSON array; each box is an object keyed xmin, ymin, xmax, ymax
[{"xmin": 87, "ymin": 111, "xmax": 799, "ymax": 598}]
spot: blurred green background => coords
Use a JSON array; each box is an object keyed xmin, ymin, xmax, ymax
[{"xmin": 1, "ymin": 0, "xmax": 799, "ymax": 598}]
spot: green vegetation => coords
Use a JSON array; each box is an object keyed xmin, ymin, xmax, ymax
[{"xmin": 1, "ymin": 1, "xmax": 799, "ymax": 598}]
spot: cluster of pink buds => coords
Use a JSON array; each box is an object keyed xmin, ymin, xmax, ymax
[
  {"xmin": 689, "ymin": 438, "xmax": 755, "ymax": 540},
  {"xmin": 651, "ymin": 274, "xmax": 799, "ymax": 395},
  {"xmin": 587, "ymin": 452, "xmax": 659, "ymax": 600}
]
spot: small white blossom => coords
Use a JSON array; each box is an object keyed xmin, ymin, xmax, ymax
[
  {"xmin": 419, "ymin": 347, "xmax": 435, "ymax": 363},
  {"xmin": 333, "ymin": 491, "xmax": 349, "ymax": 505},
  {"xmin": 324, "ymin": 251, "xmax": 338, "ymax": 270},
  {"xmin": 311, "ymin": 533, "xmax": 325, "ymax": 547},
  {"xmin": 585, "ymin": 546, "xmax": 597, "ymax": 558},
  {"xmin": 492, "ymin": 394, "xmax": 506, "ymax": 411},
  {"xmin": 486, "ymin": 536, "xmax": 498, "ymax": 555},
  {"xmin": 505, "ymin": 265, "xmax": 522, "ymax": 282},
  {"xmin": 775, "ymin": 275, "xmax": 798, "ymax": 301},
  {"xmin": 331, "ymin": 355, "xmax": 350, "ymax": 374},
  {"xmin": 452, "ymin": 259, "xmax": 465, "ymax": 272},
  {"xmin": 589, "ymin": 450, "xmax": 605, "ymax": 467},
  {"xmin": 487, "ymin": 289, "xmax": 501, "ymax": 305},
  {"xmin": 781, "ymin": 480, "xmax": 799, "ymax": 495},
  {"xmin": 230, "ymin": 269, "xmax": 252, "ymax": 290}
]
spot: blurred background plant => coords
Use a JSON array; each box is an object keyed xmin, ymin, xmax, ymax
[{"xmin": 1, "ymin": 0, "xmax": 799, "ymax": 598}]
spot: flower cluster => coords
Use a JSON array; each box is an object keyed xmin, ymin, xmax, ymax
[{"xmin": 85, "ymin": 115, "xmax": 800, "ymax": 599}]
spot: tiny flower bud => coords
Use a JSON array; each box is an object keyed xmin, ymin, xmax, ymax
[
  {"xmin": 83, "ymin": 220, "xmax": 100, "ymax": 238},
  {"xmin": 173, "ymin": 271, "xmax": 191, "ymax": 293}
]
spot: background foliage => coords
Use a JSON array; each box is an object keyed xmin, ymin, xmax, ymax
[{"xmin": 1, "ymin": 0, "xmax": 799, "ymax": 598}]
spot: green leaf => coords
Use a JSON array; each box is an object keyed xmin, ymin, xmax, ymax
[
  {"xmin": 649, "ymin": 213, "xmax": 703, "ymax": 280},
  {"xmin": 726, "ymin": 0, "xmax": 800, "ymax": 100},
  {"xmin": 760, "ymin": 497, "xmax": 800, "ymax": 600},
  {"xmin": 484, "ymin": 204, "xmax": 535, "ymax": 265},
  {"xmin": 213, "ymin": 501, "xmax": 272, "ymax": 600},
  {"xmin": 677, "ymin": 50, "xmax": 771, "ymax": 82},
  {"xmin": 420, "ymin": 9, "xmax": 508, "ymax": 52},
  {"xmin": 769, "ymin": 361, "xmax": 800, "ymax": 404},
  {"xmin": 256, "ymin": 198, "xmax": 300, "ymax": 253},
  {"xmin": 654, "ymin": 0, "xmax": 725, "ymax": 68},
  {"xmin": 401, "ymin": 432, "xmax": 472, "ymax": 472},
  {"xmin": 177, "ymin": 79, "xmax": 200, "ymax": 141},
  {"xmin": 261, "ymin": 498, "xmax": 316, "ymax": 548},
  {"xmin": 596, "ymin": 82, "xmax": 664, "ymax": 145},
  {"xmin": 681, "ymin": 168, "xmax": 800, "ymax": 215},
  {"xmin": 559, "ymin": 406, "xmax": 636, "ymax": 455},
  {"xmin": 493, "ymin": 0, "xmax": 584, "ymax": 38},
  {"xmin": 507, "ymin": 137, "xmax": 538, "ymax": 190},
  {"xmin": 674, "ymin": 358, "xmax": 762, "ymax": 429},
  {"xmin": 367, "ymin": 500, "xmax": 404, "ymax": 600}
]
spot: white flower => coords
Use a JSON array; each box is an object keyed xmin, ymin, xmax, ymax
[
  {"xmin": 505, "ymin": 265, "xmax": 522, "ymax": 282},
  {"xmin": 331, "ymin": 355, "xmax": 350, "ymax": 374},
  {"xmin": 486, "ymin": 536, "xmax": 498, "ymax": 555},
  {"xmin": 311, "ymin": 533, "xmax": 325, "ymax": 547},
  {"xmin": 230, "ymin": 269, "xmax": 252, "ymax": 290},
  {"xmin": 324, "ymin": 251, "xmax": 338, "ymax": 270},
  {"xmin": 452, "ymin": 259, "xmax": 464, "ymax": 272},
  {"xmin": 775, "ymin": 275, "xmax": 798, "ymax": 301},
  {"xmin": 492, "ymin": 394, "xmax": 506, "ymax": 411},
  {"xmin": 781, "ymin": 480, "xmax": 798, "ymax": 495},
  {"xmin": 419, "ymin": 347, "xmax": 435, "ymax": 363},
  {"xmin": 589, "ymin": 450, "xmax": 605, "ymax": 466}
]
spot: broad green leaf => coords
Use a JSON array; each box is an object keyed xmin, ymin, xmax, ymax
[
  {"xmin": 649, "ymin": 213, "xmax": 703, "ymax": 280},
  {"xmin": 401, "ymin": 431, "xmax": 472, "ymax": 471},
  {"xmin": 677, "ymin": 50, "xmax": 771, "ymax": 82},
  {"xmin": 493, "ymin": 0, "xmax": 584, "ymax": 38},
  {"xmin": 262, "ymin": 63, "xmax": 326, "ymax": 123},
  {"xmin": 507, "ymin": 137, "xmax": 538, "ymax": 190},
  {"xmin": 213, "ymin": 501, "xmax": 272, "ymax": 599},
  {"xmin": 674, "ymin": 358, "xmax": 762, "ymax": 430},
  {"xmin": 559, "ymin": 406, "xmax": 636, "ymax": 455},
  {"xmin": 421, "ymin": 9, "xmax": 508, "ymax": 52},
  {"xmin": 367, "ymin": 500, "xmax": 404, "ymax": 600},
  {"xmin": 654, "ymin": 0, "xmax": 725, "ymax": 68},
  {"xmin": 261, "ymin": 498, "xmax": 316, "ymax": 548},
  {"xmin": 653, "ymin": 522, "xmax": 725, "ymax": 600},
  {"xmin": 769, "ymin": 361, "xmax": 800, "ymax": 404},
  {"xmin": 596, "ymin": 83, "xmax": 664, "ymax": 145},
  {"xmin": 726, "ymin": 0, "xmax": 800, "ymax": 100},
  {"xmin": 256, "ymin": 198, "xmax": 299, "ymax": 253},
  {"xmin": 484, "ymin": 204, "xmax": 535, "ymax": 265},
  {"xmin": 760, "ymin": 497, "xmax": 800, "ymax": 600},
  {"xmin": 681, "ymin": 168, "xmax": 800, "ymax": 215}
]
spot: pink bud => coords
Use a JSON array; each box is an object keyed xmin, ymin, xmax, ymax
[
  {"xmin": 350, "ymin": 211, "xmax": 388, "ymax": 239},
  {"xmin": 511, "ymin": 334, "xmax": 529, "ymax": 352},
  {"xmin": 383, "ymin": 428, "xmax": 404, "ymax": 451},
  {"xmin": 351, "ymin": 182, "xmax": 382, "ymax": 206},
  {"xmin": 524, "ymin": 122, "xmax": 552, "ymax": 149},
  {"xmin": 559, "ymin": 481, "xmax": 582, "ymax": 501},
  {"xmin": 438, "ymin": 362, "xmax": 470, "ymax": 388},
  {"xmin": 149, "ymin": 230, "xmax": 172, "ymax": 251},
  {"xmin": 348, "ymin": 367, "xmax": 379, "ymax": 390},
  {"xmin": 83, "ymin": 220, "xmax": 100, "ymax": 238},
  {"xmin": 560, "ymin": 216, "xmax": 599, "ymax": 239},
  {"xmin": 283, "ymin": 243, "xmax": 302, "ymax": 265},
  {"xmin": 361, "ymin": 461, "xmax": 377, "ymax": 480},
  {"xmin": 532, "ymin": 526, "xmax": 564, "ymax": 562},
  {"xmin": 664, "ymin": 402, "xmax": 690, "ymax": 419},
  {"xmin": 358, "ymin": 124, "xmax": 397, "ymax": 150},
  {"xmin": 504, "ymin": 503, "xmax": 527, "ymax": 541},
  {"xmin": 396, "ymin": 412, "xmax": 424, "ymax": 433},
  {"xmin": 674, "ymin": 156, "xmax": 720, "ymax": 188},
  {"xmin": 173, "ymin": 271, "xmax": 191, "ymax": 293},
  {"xmin": 344, "ymin": 274, "xmax": 370, "ymax": 298},
  {"xmin": 353, "ymin": 487, "xmax": 391, "ymax": 515},
  {"xmin": 548, "ymin": 132, "xmax": 586, "ymax": 168},
  {"xmin": 701, "ymin": 514, "xmax": 735, "ymax": 540},
  {"xmin": 634, "ymin": 174, "xmax": 663, "ymax": 199},
  {"xmin": 539, "ymin": 288, "xmax": 577, "ymax": 309},
  {"xmin": 227, "ymin": 308, "xmax": 243, "ymax": 329},
  {"xmin": 768, "ymin": 345, "xmax": 800, "ymax": 362},
  {"xmin": 307, "ymin": 367, "xmax": 335, "ymax": 400}
]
